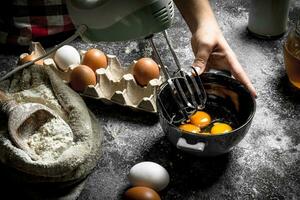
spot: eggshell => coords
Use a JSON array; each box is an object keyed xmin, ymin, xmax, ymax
[
  {"xmin": 70, "ymin": 65, "xmax": 96, "ymax": 92},
  {"xmin": 82, "ymin": 48, "xmax": 107, "ymax": 72},
  {"xmin": 19, "ymin": 53, "xmax": 44, "ymax": 65},
  {"xmin": 128, "ymin": 161, "xmax": 169, "ymax": 191},
  {"xmin": 124, "ymin": 187, "xmax": 161, "ymax": 200},
  {"xmin": 133, "ymin": 58, "xmax": 160, "ymax": 86},
  {"xmin": 54, "ymin": 45, "xmax": 81, "ymax": 71}
]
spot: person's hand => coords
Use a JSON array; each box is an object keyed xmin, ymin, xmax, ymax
[
  {"xmin": 191, "ymin": 23, "xmax": 257, "ymax": 98},
  {"xmin": 174, "ymin": 0, "xmax": 256, "ymax": 98}
]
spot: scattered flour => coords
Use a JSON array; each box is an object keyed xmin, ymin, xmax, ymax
[
  {"xmin": 124, "ymin": 42, "xmax": 139, "ymax": 54},
  {"xmin": 26, "ymin": 117, "xmax": 73, "ymax": 162},
  {"xmin": 236, "ymin": 102, "xmax": 296, "ymax": 178}
]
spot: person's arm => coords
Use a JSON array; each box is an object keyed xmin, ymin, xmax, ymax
[{"xmin": 174, "ymin": 0, "xmax": 257, "ymax": 98}]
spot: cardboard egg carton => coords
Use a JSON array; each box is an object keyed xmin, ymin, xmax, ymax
[{"xmin": 41, "ymin": 49, "xmax": 164, "ymax": 113}]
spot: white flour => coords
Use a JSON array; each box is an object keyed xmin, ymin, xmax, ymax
[
  {"xmin": 26, "ymin": 117, "xmax": 73, "ymax": 162},
  {"xmin": 6, "ymin": 70, "xmax": 73, "ymax": 162},
  {"xmin": 14, "ymin": 85, "xmax": 64, "ymax": 117}
]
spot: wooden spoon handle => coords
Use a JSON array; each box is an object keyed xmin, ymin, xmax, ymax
[{"xmin": 0, "ymin": 90, "xmax": 18, "ymax": 114}]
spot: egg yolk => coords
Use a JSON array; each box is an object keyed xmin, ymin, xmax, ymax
[
  {"xmin": 179, "ymin": 123, "xmax": 201, "ymax": 134},
  {"xmin": 210, "ymin": 122, "xmax": 232, "ymax": 135},
  {"xmin": 190, "ymin": 111, "xmax": 211, "ymax": 128}
]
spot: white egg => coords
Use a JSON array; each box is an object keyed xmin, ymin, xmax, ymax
[
  {"xmin": 128, "ymin": 161, "xmax": 169, "ymax": 192},
  {"xmin": 54, "ymin": 45, "xmax": 80, "ymax": 71}
]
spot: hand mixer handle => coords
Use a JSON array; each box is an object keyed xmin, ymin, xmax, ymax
[
  {"xmin": 147, "ymin": 36, "xmax": 171, "ymax": 80},
  {"xmin": 0, "ymin": 90, "xmax": 18, "ymax": 114}
]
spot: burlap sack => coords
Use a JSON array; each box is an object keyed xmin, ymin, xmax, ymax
[{"xmin": 0, "ymin": 64, "xmax": 102, "ymax": 199}]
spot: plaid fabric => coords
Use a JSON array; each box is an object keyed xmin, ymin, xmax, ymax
[{"xmin": 0, "ymin": 0, "xmax": 75, "ymax": 46}]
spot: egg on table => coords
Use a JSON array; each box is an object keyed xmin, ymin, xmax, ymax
[
  {"xmin": 128, "ymin": 161, "xmax": 169, "ymax": 192},
  {"xmin": 124, "ymin": 186, "xmax": 161, "ymax": 200},
  {"xmin": 82, "ymin": 48, "xmax": 107, "ymax": 72},
  {"xmin": 133, "ymin": 57, "xmax": 160, "ymax": 86},
  {"xmin": 70, "ymin": 65, "xmax": 96, "ymax": 92},
  {"xmin": 54, "ymin": 45, "xmax": 81, "ymax": 71}
]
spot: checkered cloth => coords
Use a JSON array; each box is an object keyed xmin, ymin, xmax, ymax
[{"xmin": 0, "ymin": 0, "xmax": 75, "ymax": 46}]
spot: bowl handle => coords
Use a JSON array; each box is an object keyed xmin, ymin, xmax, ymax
[{"xmin": 176, "ymin": 138, "xmax": 206, "ymax": 152}]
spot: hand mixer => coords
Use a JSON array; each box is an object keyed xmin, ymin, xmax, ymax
[
  {"xmin": 149, "ymin": 31, "xmax": 207, "ymax": 125},
  {"xmin": 0, "ymin": 0, "xmax": 174, "ymax": 81},
  {"xmin": 0, "ymin": 0, "xmax": 206, "ymax": 124}
]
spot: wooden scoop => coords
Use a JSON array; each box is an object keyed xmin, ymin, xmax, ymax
[{"xmin": 0, "ymin": 90, "xmax": 70, "ymax": 161}]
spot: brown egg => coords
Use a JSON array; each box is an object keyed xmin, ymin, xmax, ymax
[
  {"xmin": 124, "ymin": 187, "xmax": 161, "ymax": 200},
  {"xmin": 70, "ymin": 65, "xmax": 96, "ymax": 92},
  {"xmin": 19, "ymin": 54, "xmax": 43, "ymax": 65},
  {"xmin": 82, "ymin": 48, "xmax": 107, "ymax": 72},
  {"xmin": 133, "ymin": 58, "xmax": 160, "ymax": 86}
]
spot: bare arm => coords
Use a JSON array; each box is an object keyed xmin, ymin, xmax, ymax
[
  {"xmin": 174, "ymin": 0, "xmax": 257, "ymax": 97},
  {"xmin": 174, "ymin": 0, "xmax": 217, "ymax": 33}
]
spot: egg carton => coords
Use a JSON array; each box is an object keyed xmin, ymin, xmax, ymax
[{"xmin": 38, "ymin": 48, "xmax": 164, "ymax": 113}]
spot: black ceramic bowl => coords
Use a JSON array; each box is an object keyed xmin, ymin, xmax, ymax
[{"xmin": 157, "ymin": 72, "xmax": 256, "ymax": 156}]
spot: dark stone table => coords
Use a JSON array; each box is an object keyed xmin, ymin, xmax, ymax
[{"xmin": 0, "ymin": 0, "xmax": 299, "ymax": 199}]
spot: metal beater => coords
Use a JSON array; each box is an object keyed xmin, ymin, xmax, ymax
[{"xmin": 149, "ymin": 30, "xmax": 207, "ymax": 125}]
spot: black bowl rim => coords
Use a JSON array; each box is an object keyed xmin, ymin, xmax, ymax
[{"xmin": 157, "ymin": 72, "xmax": 257, "ymax": 137}]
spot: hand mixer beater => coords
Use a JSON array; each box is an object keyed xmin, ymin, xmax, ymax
[{"xmin": 149, "ymin": 30, "xmax": 207, "ymax": 125}]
